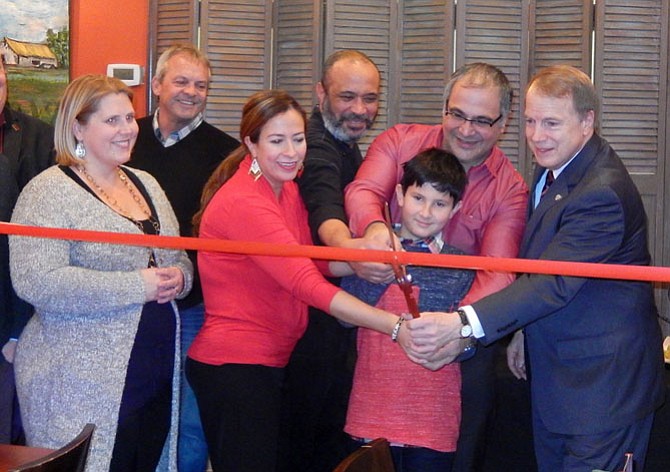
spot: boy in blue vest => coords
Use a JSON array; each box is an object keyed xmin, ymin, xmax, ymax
[{"xmin": 342, "ymin": 147, "xmax": 473, "ymax": 472}]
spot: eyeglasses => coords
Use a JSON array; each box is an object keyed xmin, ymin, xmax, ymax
[{"xmin": 445, "ymin": 108, "xmax": 503, "ymax": 128}]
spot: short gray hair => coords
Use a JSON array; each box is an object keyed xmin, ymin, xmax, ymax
[
  {"xmin": 154, "ymin": 43, "xmax": 211, "ymax": 83},
  {"xmin": 442, "ymin": 63, "xmax": 513, "ymax": 119}
]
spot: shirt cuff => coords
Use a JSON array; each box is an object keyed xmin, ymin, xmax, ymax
[{"xmin": 460, "ymin": 305, "xmax": 485, "ymax": 339}]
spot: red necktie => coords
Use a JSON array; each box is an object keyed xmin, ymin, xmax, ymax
[{"xmin": 541, "ymin": 170, "xmax": 554, "ymax": 198}]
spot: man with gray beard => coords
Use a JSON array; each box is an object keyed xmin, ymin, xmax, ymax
[{"xmin": 280, "ymin": 50, "xmax": 387, "ymax": 472}]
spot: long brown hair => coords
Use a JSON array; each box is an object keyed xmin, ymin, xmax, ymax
[{"xmin": 192, "ymin": 89, "xmax": 306, "ymax": 235}]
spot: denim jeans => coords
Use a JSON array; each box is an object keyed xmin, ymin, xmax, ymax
[
  {"xmin": 178, "ymin": 303, "xmax": 208, "ymax": 472},
  {"xmin": 351, "ymin": 438, "xmax": 454, "ymax": 472},
  {"xmin": 390, "ymin": 444, "xmax": 454, "ymax": 472}
]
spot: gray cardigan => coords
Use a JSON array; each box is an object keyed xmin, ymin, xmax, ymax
[{"xmin": 9, "ymin": 165, "xmax": 193, "ymax": 471}]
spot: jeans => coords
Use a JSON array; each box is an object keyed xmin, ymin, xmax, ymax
[
  {"xmin": 0, "ymin": 358, "xmax": 24, "ymax": 445},
  {"xmin": 390, "ymin": 445, "xmax": 455, "ymax": 472},
  {"xmin": 352, "ymin": 438, "xmax": 454, "ymax": 472},
  {"xmin": 178, "ymin": 303, "xmax": 208, "ymax": 472}
]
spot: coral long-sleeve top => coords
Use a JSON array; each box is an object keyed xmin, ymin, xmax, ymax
[{"xmin": 188, "ymin": 156, "xmax": 340, "ymax": 368}]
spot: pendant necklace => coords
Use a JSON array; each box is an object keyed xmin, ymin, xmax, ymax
[{"xmin": 77, "ymin": 165, "xmax": 161, "ymax": 235}]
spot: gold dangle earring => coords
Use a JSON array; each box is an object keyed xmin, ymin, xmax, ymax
[{"xmin": 249, "ymin": 157, "xmax": 262, "ymax": 181}]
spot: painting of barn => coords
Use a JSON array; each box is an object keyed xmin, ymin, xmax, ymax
[
  {"xmin": 0, "ymin": 0, "xmax": 69, "ymax": 124},
  {"xmin": 1, "ymin": 37, "xmax": 58, "ymax": 69}
]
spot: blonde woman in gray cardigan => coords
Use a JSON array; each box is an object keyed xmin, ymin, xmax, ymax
[{"xmin": 8, "ymin": 75, "xmax": 193, "ymax": 472}]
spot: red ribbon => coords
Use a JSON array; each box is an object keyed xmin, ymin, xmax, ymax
[{"xmin": 1, "ymin": 221, "xmax": 669, "ymax": 283}]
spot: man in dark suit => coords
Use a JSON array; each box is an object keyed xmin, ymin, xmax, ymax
[
  {"xmin": 403, "ymin": 65, "xmax": 665, "ymax": 472},
  {"xmin": 0, "ymin": 56, "xmax": 54, "ymax": 444},
  {"xmin": 0, "ymin": 154, "xmax": 19, "ymax": 444}
]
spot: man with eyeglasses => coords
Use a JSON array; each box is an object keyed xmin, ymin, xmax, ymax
[{"xmin": 345, "ymin": 62, "xmax": 528, "ymax": 472}]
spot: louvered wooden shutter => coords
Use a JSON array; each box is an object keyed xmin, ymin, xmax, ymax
[
  {"xmin": 595, "ymin": 0, "xmax": 664, "ymax": 175},
  {"xmin": 395, "ymin": 1, "xmax": 455, "ymax": 126},
  {"xmin": 148, "ymin": 0, "xmax": 199, "ymax": 111},
  {"xmin": 200, "ymin": 0, "xmax": 273, "ymax": 138},
  {"xmin": 531, "ymin": 0, "xmax": 592, "ymax": 73},
  {"xmin": 273, "ymin": 0, "xmax": 322, "ymax": 109},
  {"xmin": 594, "ymin": 0, "xmax": 668, "ymax": 271},
  {"xmin": 455, "ymin": 0, "xmax": 526, "ymax": 172}
]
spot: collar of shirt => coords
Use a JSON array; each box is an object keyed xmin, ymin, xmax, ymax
[
  {"xmin": 551, "ymin": 147, "xmax": 582, "ymax": 180},
  {"xmin": 533, "ymin": 147, "xmax": 583, "ymax": 206},
  {"xmin": 462, "ymin": 145, "xmax": 507, "ymax": 181},
  {"xmin": 394, "ymin": 223, "xmax": 444, "ymax": 254},
  {"xmin": 152, "ymin": 109, "xmax": 203, "ymax": 148}
]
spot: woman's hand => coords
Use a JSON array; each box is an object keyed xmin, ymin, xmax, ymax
[
  {"xmin": 141, "ymin": 267, "xmax": 185, "ymax": 304},
  {"xmin": 2, "ymin": 340, "xmax": 17, "ymax": 363}
]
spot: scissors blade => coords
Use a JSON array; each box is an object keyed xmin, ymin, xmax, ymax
[{"xmin": 383, "ymin": 203, "xmax": 420, "ymax": 318}]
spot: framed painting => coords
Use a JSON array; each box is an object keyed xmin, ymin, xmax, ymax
[{"xmin": 0, "ymin": 0, "xmax": 69, "ymax": 124}]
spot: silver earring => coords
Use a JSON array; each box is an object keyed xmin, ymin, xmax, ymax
[
  {"xmin": 75, "ymin": 141, "xmax": 86, "ymax": 159},
  {"xmin": 249, "ymin": 158, "xmax": 262, "ymax": 181}
]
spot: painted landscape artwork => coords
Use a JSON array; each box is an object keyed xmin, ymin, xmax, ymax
[{"xmin": 0, "ymin": 0, "xmax": 69, "ymax": 124}]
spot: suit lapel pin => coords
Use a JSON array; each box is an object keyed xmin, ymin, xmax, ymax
[{"xmin": 554, "ymin": 194, "xmax": 562, "ymax": 201}]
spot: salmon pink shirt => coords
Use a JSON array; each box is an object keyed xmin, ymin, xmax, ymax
[{"xmin": 189, "ymin": 156, "xmax": 340, "ymax": 368}]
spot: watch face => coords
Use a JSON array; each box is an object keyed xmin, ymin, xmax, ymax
[{"xmin": 461, "ymin": 324, "xmax": 473, "ymax": 338}]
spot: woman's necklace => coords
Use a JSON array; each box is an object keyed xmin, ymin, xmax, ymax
[{"xmin": 77, "ymin": 165, "xmax": 160, "ymax": 234}]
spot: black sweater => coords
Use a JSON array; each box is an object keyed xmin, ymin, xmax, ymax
[{"xmin": 129, "ymin": 116, "xmax": 239, "ymax": 308}]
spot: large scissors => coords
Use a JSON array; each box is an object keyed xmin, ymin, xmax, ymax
[{"xmin": 384, "ymin": 203, "xmax": 420, "ymax": 318}]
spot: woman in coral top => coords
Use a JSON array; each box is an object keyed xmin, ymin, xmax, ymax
[{"xmin": 186, "ymin": 90, "xmax": 411, "ymax": 472}]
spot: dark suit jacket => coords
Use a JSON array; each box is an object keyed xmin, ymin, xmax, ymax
[
  {"xmin": 473, "ymin": 133, "xmax": 665, "ymax": 435},
  {"xmin": 0, "ymin": 155, "xmax": 18, "ymax": 346},
  {"xmin": 2, "ymin": 106, "xmax": 55, "ymax": 190},
  {"xmin": 0, "ymin": 105, "xmax": 54, "ymax": 345}
]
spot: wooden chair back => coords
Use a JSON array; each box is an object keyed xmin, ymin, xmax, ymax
[
  {"xmin": 333, "ymin": 438, "xmax": 395, "ymax": 472},
  {"xmin": 9, "ymin": 424, "xmax": 95, "ymax": 472}
]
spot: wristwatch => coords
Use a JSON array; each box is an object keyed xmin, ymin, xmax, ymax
[{"xmin": 457, "ymin": 308, "xmax": 473, "ymax": 338}]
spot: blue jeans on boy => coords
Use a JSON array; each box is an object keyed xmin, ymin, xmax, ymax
[
  {"xmin": 352, "ymin": 438, "xmax": 454, "ymax": 472},
  {"xmin": 390, "ymin": 445, "xmax": 454, "ymax": 472},
  {"xmin": 178, "ymin": 303, "xmax": 208, "ymax": 472}
]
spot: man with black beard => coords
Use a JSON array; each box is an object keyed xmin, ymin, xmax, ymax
[{"xmin": 279, "ymin": 50, "xmax": 386, "ymax": 472}]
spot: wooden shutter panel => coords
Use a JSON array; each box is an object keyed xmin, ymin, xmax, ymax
[
  {"xmin": 396, "ymin": 1, "xmax": 455, "ymax": 126},
  {"xmin": 148, "ymin": 0, "xmax": 199, "ymax": 111},
  {"xmin": 594, "ymin": 0, "xmax": 668, "ymax": 272},
  {"xmin": 595, "ymin": 0, "xmax": 664, "ymax": 175},
  {"xmin": 273, "ymin": 0, "xmax": 322, "ymax": 109},
  {"xmin": 151, "ymin": 0, "xmax": 198, "ymax": 50},
  {"xmin": 456, "ymin": 0, "xmax": 526, "ymax": 171},
  {"xmin": 200, "ymin": 0, "xmax": 273, "ymax": 138},
  {"xmin": 531, "ymin": 0, "xmax": 592, "ymax": 73}
]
